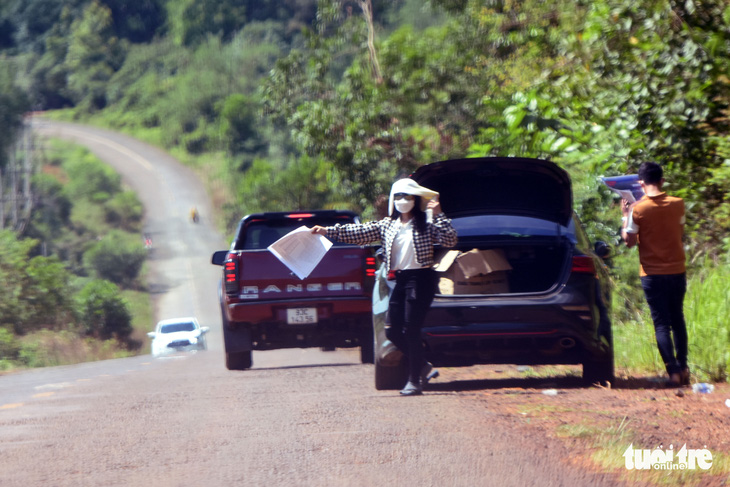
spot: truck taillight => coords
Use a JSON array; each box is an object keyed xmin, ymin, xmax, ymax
[
  {"xmin": 571, "ymin": 255, "xmax": 596, "ymax": 275},
  {"xmin": 365, "ymin": 256, "xmax": 377, "ymax": 277},
  {"xmin": 224, "ymin": 259, "xmax": 239, "ymax": 295}
]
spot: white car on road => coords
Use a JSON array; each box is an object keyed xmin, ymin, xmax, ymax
[{"xmin": 148, "ymin": 317, "xmax": 209, "ymax": 357}]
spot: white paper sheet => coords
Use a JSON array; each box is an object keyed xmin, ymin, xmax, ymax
[{"xmin": 267, "ymin": 226, "xmax": 333, "ymax": 280}]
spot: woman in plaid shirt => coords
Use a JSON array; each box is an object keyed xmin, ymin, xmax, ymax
[{"xmin": 312, "ymin": 178, "xmax": 458, "ymax": 395}]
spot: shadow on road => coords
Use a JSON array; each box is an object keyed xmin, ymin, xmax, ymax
[
  {"xmin": 424, "ymin": 374, "xmax": 667, "ymax": 393},
  {"xmin": 235, "ymin": 363, "xmax": 362, "ymax": 372},
  {"xmin": 425, "ymin": 375, "xmax": 585, "ymax": 392}
]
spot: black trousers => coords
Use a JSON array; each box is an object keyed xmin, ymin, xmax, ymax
[
  {"xmin": 386, "ymin": 268, "xmax": 437, "ymax": 383},
  {"xmin": 640, "ymin": 273, "xmax": 688, "ymax": 375}
]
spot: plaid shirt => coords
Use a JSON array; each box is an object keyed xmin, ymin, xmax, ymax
[{"xmin": 326, "ymin": 213, "xmax": 458, "ymax": 271}]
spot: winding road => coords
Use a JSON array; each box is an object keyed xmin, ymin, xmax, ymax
[{"xmin": 0, "ymin": 121, "xmax": 628, "ymax": 486}]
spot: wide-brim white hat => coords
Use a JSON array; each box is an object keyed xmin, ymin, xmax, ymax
[{"xmin": 388, "ymin": 178, "xmax": 439, "ymax": 215}]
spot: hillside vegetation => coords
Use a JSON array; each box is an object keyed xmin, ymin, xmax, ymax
[
  {"xmin": 0, "ymin": 0, "xmax": 729, "ymax": 380},
  {"xmin": 0, "ymin": 140, "xmax": 150, "ymax": 369}
]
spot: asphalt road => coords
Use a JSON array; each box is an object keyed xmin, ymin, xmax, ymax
[{"xmin": 0, "ymin": 121, "xmax": 627, "ymax": 486}]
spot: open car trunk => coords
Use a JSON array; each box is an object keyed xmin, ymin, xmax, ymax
[{"xmin": 434, "ymin": 237, "xmax": 571, "ymax": 296}]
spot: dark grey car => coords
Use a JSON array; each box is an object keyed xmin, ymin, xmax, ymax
[{"xmin": 373, "ymin": 157, "xmax": 613, "ymax": 389}]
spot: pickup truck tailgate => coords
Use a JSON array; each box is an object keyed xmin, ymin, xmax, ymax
[{"xmin": 235, "ymin": 247, "xmax": 374, "ymax": 300}]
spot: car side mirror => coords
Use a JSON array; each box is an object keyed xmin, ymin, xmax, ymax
[
  {"xmin": 594, "ymin": 241, "xmax": 611, "ymax": 259},
  {"xmin": 211, "ymin": 250, "xmax": 228, "ymax": 266},
  {"xmin": 200, "ymin": 326, "xmax": 210, "ymax": 334},
  {"xmin": 147, "ymin": 332, "xmax": 156, "ymax": 338}
]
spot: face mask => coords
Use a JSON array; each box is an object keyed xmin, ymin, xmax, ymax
[{"xmin": 395, "ymin": 199, "xmax": 415, "ymax": 214}]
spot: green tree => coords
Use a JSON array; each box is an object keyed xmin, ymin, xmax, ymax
[
  {"xmin": 65, "ymin": 0, "xmax": 127, "ymax": 111},
  {"xmin": 27, "ymin": 173, "xmax": 72, "ymax": 240},
  {"xmin": 263, "ymin": 0, "xmax": 559, "ymax": 207},
  {"xmin": 0, "ymin": 230, "xmax": 37, "ymax": 331},
  {"xmin": 0, "ymin": 327, "xmax": 20, "ymax": 366},
  {"xmin": 82, "ymin": 230, "xmax": 146, "ymax": 287},
  {"xmin": 2, "ymin": 0, "xmax": 86, "ymax": 54},
  {"xmin": 24, "ymin": 255, "xmax": 74, "ymax": 331},
  {"xmin": 220, "ymin": 93, "xmax": 268, "ymax": 160},
  {"xmin": 75, "ymin": 279, "xmax": 132, "ymax": 342},
  {"xmin": 63, "ymin": 151, "xmax": 122, "ymax": 202},
  {"xmin": 167, "ymin": 0, "xmax": 247, "ymax": 47},
  {"xmin": 0, "ymin": 231, "xmax": 75, "ymax": 334},
  {"xmin": 100, "ymin": 0, "xmax": 166, "ymax": 43},
  {"xmin": 104, "ymin": 190, "xmax": 143, "ymax": 231},
  {"xmin": 234, "ymin": 155, "xmax": 343, "ymax": 213}
]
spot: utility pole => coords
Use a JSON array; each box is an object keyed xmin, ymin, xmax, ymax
[
  {"xmin": 0, "ymin": 120, "xmax": 34, "ymax": 233},
  {"xmin": 10, "ymin": 142, "xmax": 18, "ymax": 228},
  {"xmin": 18, "ymin": 121, "xmax": 33, "ymax": 233}
]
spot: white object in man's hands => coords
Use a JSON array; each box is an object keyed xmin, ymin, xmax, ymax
[
  {"xmin": 600, "ymin": 175, "xmax": 645, "ymax": 203},
  {"xmin": 267, "ymin": 226, "xmax": 333, "ymax": 279}
]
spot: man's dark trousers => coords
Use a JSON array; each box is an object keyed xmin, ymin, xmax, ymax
[{"xmin": 640, "ymin": 273, "xmax": 688, "ymax": 375}]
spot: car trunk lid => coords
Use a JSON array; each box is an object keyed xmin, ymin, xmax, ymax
[{"xmin": 411, "ymin": 157, "xmax": 573, "ymax": 227}]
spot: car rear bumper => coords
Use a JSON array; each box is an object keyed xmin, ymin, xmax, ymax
[
  {"xmin": 420, "ymin": 298, "xmax": 606, "ymax": 366},
  {"xmin": 421, "ymin": 321, "xmax": 589, "ymax": 366},
  {"xmin": 226, "ymin": 296, "xmax": 371, "ymax": 324},
  {"xmin": 153, "ymin": 343, "xmax": 205, "ymax": 356}
]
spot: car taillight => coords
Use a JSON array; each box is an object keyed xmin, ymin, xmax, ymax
[
  {"xmin": 224, "ymin": 258, "xmax": 239, "ymax": 295},
  {"xmin": 365, "ymin": 256, "xmax": 377, "ymax": 278},
  {"xmin": 571, "ymin": 255, "xmax": 596, "ymax": 275}
]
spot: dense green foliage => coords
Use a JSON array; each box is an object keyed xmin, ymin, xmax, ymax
[
  {"xmin": 1, "ymin": 0, "xmax": 729, "ymax": 378},
  {"xmin": 0, "ymin": 141, "xmax": 146, "ymax": 369}
]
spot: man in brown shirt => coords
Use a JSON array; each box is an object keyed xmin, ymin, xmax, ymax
[{"xmin": 621, "ymin": 162, "xmax": 689, "ymax": 387}]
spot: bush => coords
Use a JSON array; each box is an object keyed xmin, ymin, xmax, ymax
[
  {"xmin": 105, "ymin": 190, "xmax": 144, "ymax": 231},
  {"xmin": 23, "ymin": 255, "xmax": 74, "ymax": 331},
  {"xmin": 16, "ymin": 329, "xmax": 124, "ymax": 368},
  {"xmin": 0, "ymin": 327, "xmax": 20, "ymax": 362},
  {"xmin": 82, "ymin": 230, "xmax": 146, "ymax": 286},
  {"xmin": 63, "ymin": 152, "xmax": 122, "ymax": 203},
  {"xmin": 74, "ymin": 279, "xmax": 133, "ymax": 343}
]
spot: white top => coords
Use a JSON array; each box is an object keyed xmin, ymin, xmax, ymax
[{"xmin": 390, "ymin": 219, "xmax": 421, "ymax": 270}]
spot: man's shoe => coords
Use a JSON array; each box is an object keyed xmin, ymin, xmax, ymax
[
  {"xmin": 400, "ymin": 381, "xmax": 422, "ymax": 396},
  {"xmin": 421, "ymin": 362, "xmax": 439, "ymax": 384},
  {"xmin": 680, "ymin": 368, "xmax": 691, "ymax": 386}
]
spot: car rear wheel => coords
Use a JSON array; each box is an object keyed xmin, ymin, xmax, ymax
[
  {"xmin": 582, "ymin": 355, "xmax": 614, "ymax": 387},
  {"xmin": 226, "ymin": 351, "xmax": 252, "ymax": 370},
  {"xmin": 374, "ymin": 358, "xmax": 407, "ymax": 390}
]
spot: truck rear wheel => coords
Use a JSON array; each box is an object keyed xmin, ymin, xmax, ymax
[
  {"xmin": 582, "ymin": 355, "xmax": 614, "ymax": 387},
  {"xmin": 374, "ymin": 359, "xmax": 407, "ymax": 390},
  {"xmin": 226, "ymin": 351, "xmax": 252, "ymax": 370}
]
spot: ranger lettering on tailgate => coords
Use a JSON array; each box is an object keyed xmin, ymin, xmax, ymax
[{"xmin": 239, "ymin": 282, "xmax": 363, "ymax": 298}]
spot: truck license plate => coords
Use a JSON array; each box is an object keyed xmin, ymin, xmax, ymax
[{"xmin": 287, "ymin": 308, "xmax": 317, "ymax": 324}]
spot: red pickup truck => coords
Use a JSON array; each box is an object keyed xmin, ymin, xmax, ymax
[{"xmin": 211, "ymin": 210, "xmax": 377, "ymax": 370}]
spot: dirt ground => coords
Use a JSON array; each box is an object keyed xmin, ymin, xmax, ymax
[{"xmin": 433, "ymin": 365, "xmax": 730, "ymax": 486}]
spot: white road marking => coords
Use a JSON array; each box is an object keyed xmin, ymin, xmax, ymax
[{"xmin": 59, "ymin": 128, "xmax": 154, "ymax": 172}]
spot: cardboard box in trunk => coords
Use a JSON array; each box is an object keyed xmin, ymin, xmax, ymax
[{"xmin": 435, "ymin": 249, "xmax": 512, "ymax": 295}]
